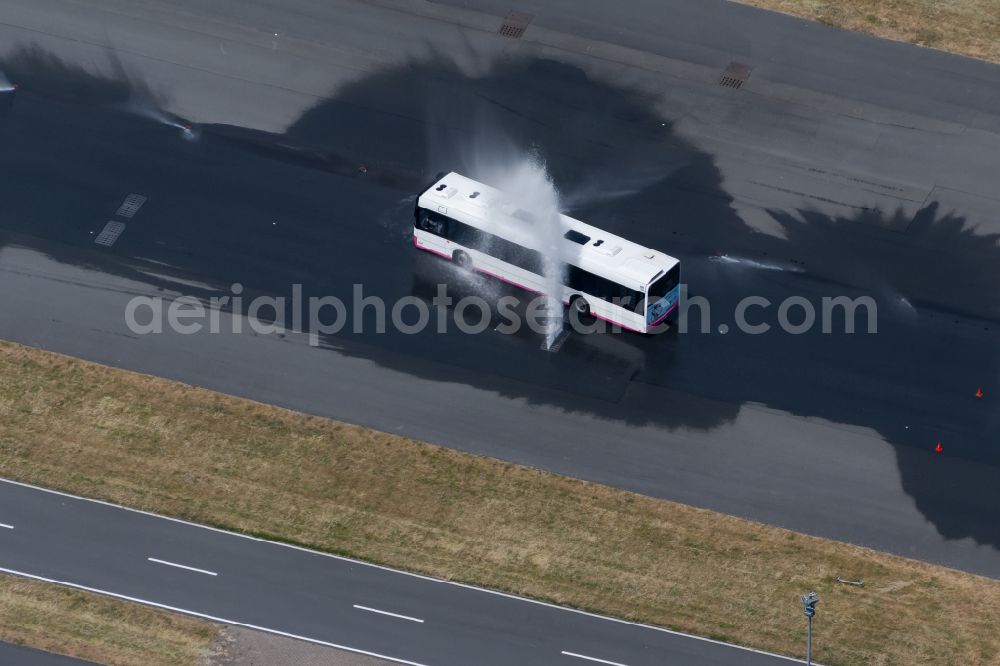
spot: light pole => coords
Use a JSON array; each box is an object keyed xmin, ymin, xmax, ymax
[{"xmin": 801, "ymin": 591, "xmax": 819, "ymax": 665}]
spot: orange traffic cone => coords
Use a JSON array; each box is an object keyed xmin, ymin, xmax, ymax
[
  {"xmin": 976, "ymin": 387, "xmax": 984, "ymax": 399},
  {"xmin": 935, "ymin": 442, "xmax": 943, "ymax": 453}
]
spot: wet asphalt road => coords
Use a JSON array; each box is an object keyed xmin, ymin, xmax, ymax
[{"xmin": 0, "ymin": 0, "xmax": 998, "ymax": 583}]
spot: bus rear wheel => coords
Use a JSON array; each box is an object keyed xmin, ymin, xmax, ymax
[
  {"xmin": 570, "ymin": 295, "xmax": 591, "ymax": 319},
  {"xmin": 452, "ymin": 250, "xmax": 472, "ymax": 270}
]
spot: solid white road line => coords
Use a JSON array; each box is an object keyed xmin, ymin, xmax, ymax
[
  {"xmin": 353, "ymin": 604, "xmax": 424, "ymax": 623},
  {"xmin": 0, "ymin": 523, "xmax": 13, "ymax": 529},
  {"xmin": 561, "ymin": 651, "xmax": 630, "ymax": 666},
  {"xmin": 147, "ymin": 557, "xmax": 218, "ymax": 576},
  {"xmin": 0, "ymin": 566, "xmax": 429, "ymax": 666}
]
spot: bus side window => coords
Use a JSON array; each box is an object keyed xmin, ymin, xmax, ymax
[
  {"xmin": 523, "ymin": 248, "xmax": 543, "ymax": 274},
  {"xmin": 448, "ymin": 220, "xmax": 469, "ymax": 245},
  {"xmin": 495, "ymin": 238, "xmax": 541, "ymax": 273},
  {"xmin": 565, "ymin": 265, "xmax": 637, "ymax": 306},
  {"xmin": 448, "ymin": 219, "xmax": 490, "ymax": 251},
  {"xmin": 418, "ymin": 211, "xmax": 448, "ymax": 237},
  {"xmin": 431, "ymin": 215, "xmax": 447, "ymax": 237},
  {"xmin": 491, "ymin": 236, "xmax": 515, "ymax": 265},
  {"xmin": 618, "ymin": 287, "xmax": 644, "ymax": 314},
  {"xmin": 564, "ymin": 265, "xmax": 579, "ymax": 290}
]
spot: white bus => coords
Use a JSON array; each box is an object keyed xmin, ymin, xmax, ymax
[{"xmin": 413, "ymin": 172, "xmax": 681, "ymax": 333}]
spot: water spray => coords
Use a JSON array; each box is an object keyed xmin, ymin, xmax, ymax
[
  {"xmin": 0, "ymin": 70, "xmax": 15, "ymax": 118},
  {"xmin": 121, "ymin": 95, "xmax": 200, "ymax": 141},
  {"xmin": 480, "ymin": 157, "xmax": 566, "ymax": 349},
  {"xmin": 178, "ymin": 123, "xmax": 199, "ymax": 141},
  {"xmin": 440, "ymin": 110, "xmax": 570, "ymax": 348},
  {"xmin": 709, "ymin": 253, "xmax": 804, "ymax": 273}
]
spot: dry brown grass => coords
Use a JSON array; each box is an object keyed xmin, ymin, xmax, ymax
[
  {"xmin": 738, "ymin": 0, "xmax": 1000, "ymax": 63},
  {"xmin": 1, "ymin": 339, "xmax": 998, "ymax": 665},
  {"xmin": 0, "ymin": 572, "xmax": 215, "ymax": 665}
]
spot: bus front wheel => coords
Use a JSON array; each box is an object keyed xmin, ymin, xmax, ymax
[{"xmin": 453, "ymin": 250, "xmax": 472, "ymax": 270}]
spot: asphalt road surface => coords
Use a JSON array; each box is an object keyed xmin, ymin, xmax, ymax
[
  {"xmin": 0, "ymin": 479, "xmax": 800, "ymax": 666},
  {"xmin": 0, "ymin": 0, "xmax": 998, "ymax": 585}
]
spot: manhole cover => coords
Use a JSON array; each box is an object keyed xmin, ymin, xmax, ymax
[
  {"xmin": 116, "ymin": 193, "xmax": 147, "ymax": 219},
  {"xmin": 499, "ymin": 11, "xmax": 533, "ymax": 39},
  {"xmin": 719, "ymin": 62, "xmax": 753, "ymax": 89},
  {"xmin": 94, "ymin": 220, "xmax": 127, "ymax": 247}
]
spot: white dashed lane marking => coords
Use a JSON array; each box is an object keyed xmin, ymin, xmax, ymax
[
  {"xmin": 561, "ymin": 651, "xmax": 630, "ymax": 666},
  {"xmin": 353, "ymin": 604, "xmax": 424, "ymax": 623},
  {"xmin": 147, "ymin": 557, "xmax": 218, "ymax": 576}
]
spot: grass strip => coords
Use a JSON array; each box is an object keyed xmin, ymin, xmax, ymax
[
  {"xmin": 738, "ymin": 0, "xmax": 1000, "ymax": 63},
  {"xmin": 0, "ymin": 572, "xmax": 215, "ymax": 665},
  {"xmin": 1, "ymin": 340, "xmax": 998, "ymax": 665}
]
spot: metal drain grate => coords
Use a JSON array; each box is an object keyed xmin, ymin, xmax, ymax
[
  {"xmin": 719, "ymin": 62, "xmax": 752, "ymax": 89},
  {"xmin": 115, "ymin": 193, "xmax": 147, "ymax": 219},
  {"xmin": 498, "ymin": 11, "xmax": 533, "ymax": 39},
  {"xmin": 541, "ymin": 328, "xmax": 571, "ymax": 353},
  {"xmin": 94, "ymin": 220, "xmax": 127, "ymax": 247}
]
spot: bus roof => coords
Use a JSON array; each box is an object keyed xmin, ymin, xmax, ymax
[{"xmin": 417, "ymin": 172, "xmax": 679, "ymax": 290}]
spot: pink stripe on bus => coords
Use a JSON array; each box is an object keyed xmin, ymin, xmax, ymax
[
  {"xmin": 413, "ymin": 235, "xmax": 453, "ymax": 260},
  {"xmin": 474, "ymin": 267, "xmax": 543, "ymax": 295},
  {"xmin": 475, "ymin": 268, "xmax": 646, "ymax": 330},
  {"xmin": 591, "ymin": 311, "xmax": 645, "ymax": 334},
  {"xmin": 412, "ymin": 236, "xmax": 658, "ymax": 333}
]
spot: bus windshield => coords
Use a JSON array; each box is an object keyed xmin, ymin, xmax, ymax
[
  {"xmin": 647, "ymin": 265, "xmax": 680, "ymax": 303},
  {"xmin": 645, "ymin": 265, "xmax": 681, "ymax": 324}
]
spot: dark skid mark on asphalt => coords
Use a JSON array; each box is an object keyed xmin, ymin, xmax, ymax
[
  {"xmin": 1, "ymin": 45, "xmax": 999, "ymax": 552},
  {"xmin": 205, "ymin": 124, "xmax": 426, "ymax": 192}
]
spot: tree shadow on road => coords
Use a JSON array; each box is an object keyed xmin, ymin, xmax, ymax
[{"xmin": 1, "ymin": 44, "xmax": 999, "ymax": 554}]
